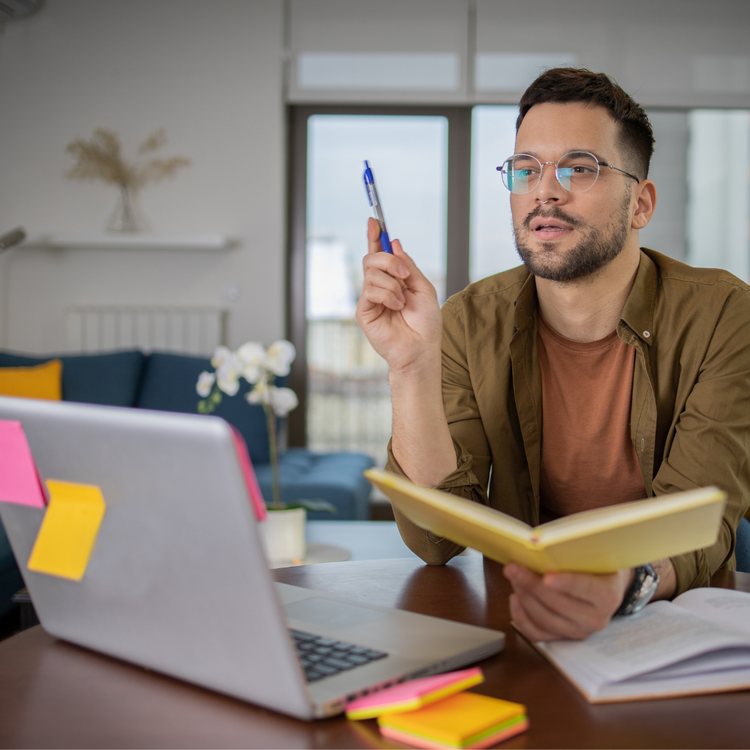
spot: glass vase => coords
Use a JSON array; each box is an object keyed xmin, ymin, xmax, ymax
[
  {"xmin": 107, "ymin": 184, "xmax": 141, "ymax": 233},
  {"xmin": 260, "ymin": 507, "xmax": 307, "ymax": 566}
]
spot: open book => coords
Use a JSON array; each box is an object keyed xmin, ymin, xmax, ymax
[
  {"xmin": 364, "ymin": 469, "xmax": 726, "ymax": 574},
  {"xmin": 533, "ymin": 587, "xmax": 750, "ymax": 702}
]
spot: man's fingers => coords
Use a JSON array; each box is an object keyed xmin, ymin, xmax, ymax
[
  {"xmin": 543, "ymin": 570, "xmax": 629, "ymax": 614},
  {"xmin": 504, "ymin": 563, "xmax": 624, "ymax": 640},
  {"xmin": 367, "ymin": 217, "xmax": 386, "ymax": 254},
  {"xmin": 358, "ymin": 281, "xmax": 405, "ymax": 313},
  {"xmin": 511, "ymin": 587, "xmax": 593, "ymax": 641},
  {"xmin": 509, "ymin": 594, "xmax": 563, "ymax": 642}
]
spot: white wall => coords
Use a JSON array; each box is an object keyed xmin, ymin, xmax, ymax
[{"xmin": 0, "ymin": 0, "xmax": 286, "ymax": 353}]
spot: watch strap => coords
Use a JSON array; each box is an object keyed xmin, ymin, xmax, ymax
[{"xmin": 614, "ymin": 563, "xmax": 659, "ymax": 617}]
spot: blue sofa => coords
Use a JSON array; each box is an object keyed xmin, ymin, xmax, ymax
[{"xmin": 0, "ymin": 348, "xmax": 375, "ymax": 617}]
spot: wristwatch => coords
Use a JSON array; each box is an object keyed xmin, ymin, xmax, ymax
[{"xmin": 614, "ymin": 563, "xmax": 659, "ymax": 617}]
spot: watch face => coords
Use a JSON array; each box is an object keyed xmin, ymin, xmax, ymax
[{"xmin": 616, "ymin": 564, "xmax": 660, "ymax": 617}]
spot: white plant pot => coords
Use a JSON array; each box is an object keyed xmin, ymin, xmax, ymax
[{"xmin": 260, "ymin": 507, "xmax": 307, "ymax": 565}]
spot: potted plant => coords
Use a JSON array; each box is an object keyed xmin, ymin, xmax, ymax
[{"xmin": 196, "ymin": 340, "xmax": 334, "ymax": 564}]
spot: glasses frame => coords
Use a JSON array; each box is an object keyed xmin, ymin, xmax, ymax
[{"xmin": 496, "ymin": 151, "xmax": 641, "ymax": 195}]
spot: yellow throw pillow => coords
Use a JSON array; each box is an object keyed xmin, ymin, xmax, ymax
[{"xmin": 0, "ymin": 359, "xmax": 63, "ymax": 400}]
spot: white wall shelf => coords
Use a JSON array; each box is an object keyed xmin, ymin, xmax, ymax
[{"xmin": 22, "ymin": 234, "xmax": 237, "ymax": 251}]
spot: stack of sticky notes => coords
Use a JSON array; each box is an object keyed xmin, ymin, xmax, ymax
[{"xmin": 345, "ymin": 668, "xmax": 528, "ymax": 749}]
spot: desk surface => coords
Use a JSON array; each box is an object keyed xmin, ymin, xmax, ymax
[{"xmin": 1, "ymin": 557, "xmax": 749, "ymax": 749}]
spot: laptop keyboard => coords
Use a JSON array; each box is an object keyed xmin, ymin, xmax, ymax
[{"xmin": 291, "ymin": 629, "xmax": 388, "ymax": 683}]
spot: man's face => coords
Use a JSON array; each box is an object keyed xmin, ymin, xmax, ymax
[{"xmin": 510, "ymin": 102, "xmax": 636, "ymax": 282}]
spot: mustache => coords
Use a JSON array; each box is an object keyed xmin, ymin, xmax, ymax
[{"xmin": 522, "ymin": 205, "xmax": 584, "ymax": 230}]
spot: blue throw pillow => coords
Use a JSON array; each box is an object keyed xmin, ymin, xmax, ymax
[
  {"xmin": 0, "ymin": 349, "xmax": 146, "ymax": 406},
  {"xmin": 136, "ymin": 351, "xmax": 283, "ymax": 465}
]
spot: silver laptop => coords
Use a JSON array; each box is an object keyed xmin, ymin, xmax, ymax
[{"xmin": 0, "ymin": 396, "xmax": 504, "ymax": 720}]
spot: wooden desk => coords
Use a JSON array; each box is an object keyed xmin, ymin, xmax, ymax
[{"xmin": 0, "ymin": 558, "xmax": 748, "ymax": 749}]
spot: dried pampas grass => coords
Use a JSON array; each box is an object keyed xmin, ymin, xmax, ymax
[{"xmin": 66, "ymin": 128, "xmax": 190, "ymax": 188}]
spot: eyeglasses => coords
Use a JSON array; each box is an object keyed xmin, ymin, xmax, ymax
[{"xmin": 497, "ymin": 151, "xmax": 640, "ymax": 195}]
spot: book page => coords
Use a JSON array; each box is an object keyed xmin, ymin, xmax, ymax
[
  {"xmin": 538, "ymin": 601, "xmax": 750, "ymax": 683},
  {"xmin": 634, "ymin": 647, "xmax": 750, "ymax": 681},
  {"xmin": 671, "ymin": 588, "xmax": 750, "ymax": 637}
]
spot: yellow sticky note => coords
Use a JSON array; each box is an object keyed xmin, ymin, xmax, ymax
[{"xmin": 27, "ymin": 480, "xmax": 106, "ymax": 581}]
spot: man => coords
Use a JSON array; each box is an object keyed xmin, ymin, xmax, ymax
[{"xmin": 355, "ymin": 68, "xmax": 750, "ymax": 641}]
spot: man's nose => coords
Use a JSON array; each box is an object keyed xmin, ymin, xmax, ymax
[{"xmin": 534, "ymin": 163, "xmax": 567, "ymax": 205}]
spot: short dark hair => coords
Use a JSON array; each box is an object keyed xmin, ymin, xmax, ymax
[{"xmin": 517, "ymin": 67, "xmax": 654, "ymax": 181}]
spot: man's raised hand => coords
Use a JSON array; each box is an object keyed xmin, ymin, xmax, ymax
[{"xmin": 355, "ymin": 217, "xmax": 442, "ymax": 375}]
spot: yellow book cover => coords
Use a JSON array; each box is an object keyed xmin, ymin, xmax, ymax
[{"xmin": 365, "ymin": 469, "xmax": 726, "ymax": 574}]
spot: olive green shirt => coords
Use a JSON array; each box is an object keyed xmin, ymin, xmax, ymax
[{"xmin": 387, "ymin": 249, "xmax": 750, "ymax": 595}]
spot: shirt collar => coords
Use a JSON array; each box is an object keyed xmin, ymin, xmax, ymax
[
  {"xmin": 512, "ymin": 270, "xmax": 537, "ymax": 333},
  {"xmin": 620, "ymin": 249, "xmax": 658, "ymax": 346},
  {"xmin": 512, "ymin": 250, "xmax": 657, "ymax": 345}
]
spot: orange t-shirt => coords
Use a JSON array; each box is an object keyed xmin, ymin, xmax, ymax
[{"xmin": 537, "ymin": 315, "xmax": 647, "ymax": 521}]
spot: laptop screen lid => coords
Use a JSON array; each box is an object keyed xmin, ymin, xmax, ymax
[
  {"xmin": 0, "ymin": 396, "xmax": 315, "ymax": 718},
  {"xmin": 0, "ymin": 397, "xmax": 504, "ymax": 720}
]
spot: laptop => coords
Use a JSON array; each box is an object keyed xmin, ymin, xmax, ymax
[{"xmin": 0, "ymin": 396, "xmax": 504, "ymax": 720}]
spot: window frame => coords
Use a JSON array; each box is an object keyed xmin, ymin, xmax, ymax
[{"xmin": 286, "ymin": 105, "xmax": 471, "ymax": 447}]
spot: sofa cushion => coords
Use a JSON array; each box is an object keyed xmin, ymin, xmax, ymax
[
  {"xmin": 0, "ymin": 350, "xmax": 146, "ymax": 406},
  {"xmin": 254, "ymin": 448, "xmax": 375, "ymax": 520},
  {"xmin": 0, "ymin": 359, "xmax": 62, "ymax": 400},
  {"xmin": 136, "ymin": 351, "xmax": 279, "ymax": 464}
]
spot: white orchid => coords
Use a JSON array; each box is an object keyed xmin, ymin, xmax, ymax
[
  {"xmin": 214, "ymin": 350, "xmax": 242, "ymax": 396},
  {"xmin": 196, "ymin": 370, "xmax": 215, "ymax": 398},
  {"xmin": 236, "ymin": 341, "xmax": 266, "ymax": 384},
  {"xmin": 245, "ymin": 378, "xmax": 268, "ymax": 405},
  {"xmin": 270, "ymin": 386, "xmax": 299, "ymax": 417},
  {"xmin": 211, "ymin": 345, "xmax": 234, "ymax": 370},
  {"xmin": 199, "ymin": 340, "xmax": 297, "ymax": 411},
  {"xmin": 215, "ymin": 363, "xmax": 240, "ymax": 396},
  {"xmin": 264, "ymin": 340, "xmax": 296, "ymax": 377},
  {"xmin": 196, "ymin": 339, "xmax": 301, "ymax": 511},
  {"xmin": 245, "ymin": 382, "xmax": 299, "ymax": 418}
]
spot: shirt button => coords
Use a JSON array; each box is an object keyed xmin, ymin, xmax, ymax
[{"xmin": 643, "ymin": 330, "xmax": 651, "ymax": 338}]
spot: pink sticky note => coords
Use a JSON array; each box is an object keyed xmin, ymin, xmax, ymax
[
  {"xmin": 230, "ymin": 426, "xmax": 267, "ymax": 521},
  {"xmin": 346, "ymin": 667, "xmax": 484, "ymax": 720},
  {"xmin": 0, "ymin": 420, "xmax": 46, "ymax": 508}
]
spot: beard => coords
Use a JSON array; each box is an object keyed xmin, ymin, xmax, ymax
[{"xmin": 513, "ymin": 192, "xmax": 631, "ymax": 282}]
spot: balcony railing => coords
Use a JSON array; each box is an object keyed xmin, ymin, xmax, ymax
[{"xmin": 307, "ymin": 319, "xmax": 391, "ymax": 469}]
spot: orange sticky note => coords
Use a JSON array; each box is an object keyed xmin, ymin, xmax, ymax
[
  {"xmin": 0, "ymin": 420, "xmax": 46, "ymax": 508},
  {"xmin": 377, "ymin": 692, "xmax": 528, "ymax": 749},
  {"xmin": 27, "ymin": 480, "xmax": 106, "ymax": 581}
]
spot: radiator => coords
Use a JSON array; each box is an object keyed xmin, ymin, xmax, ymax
[{"xmin": 64, "ymin": 306, "xmax": 228, "ymax": 355}]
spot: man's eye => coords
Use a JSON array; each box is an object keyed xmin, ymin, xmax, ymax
[{"xmin": 515, "ymin": 168, "xmax": 539, "ymax": 178}]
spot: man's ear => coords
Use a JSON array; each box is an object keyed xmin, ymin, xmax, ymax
[{"xmin": 631, "ymin": 180, "xmax": 657, "ymax": 230}]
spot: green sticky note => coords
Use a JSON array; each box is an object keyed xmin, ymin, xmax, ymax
[{"xmin": 27, "ymin": 480, "xmax": 106, "ymax": 581}]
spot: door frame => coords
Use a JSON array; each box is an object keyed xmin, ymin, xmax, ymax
[{"xmin": 286, "ymin": 105, "xmax": 472, "ymax": 447}]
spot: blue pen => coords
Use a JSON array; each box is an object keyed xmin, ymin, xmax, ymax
[{"xmin": 363, "ymin": 160, "xmax": 393, "ymax": 254}]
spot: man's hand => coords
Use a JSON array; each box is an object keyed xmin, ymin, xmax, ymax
[
  {"xmin": 355, "ymin": 218, "xmax": 443, "ymax": 375},
  {"xmin": 503, "ymin": 562, "xmax": 633, "ymax": 641}
]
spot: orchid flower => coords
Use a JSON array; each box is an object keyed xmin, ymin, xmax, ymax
[
  {"xmin": 264, "ymin": 340, "xmax": 296, "ymax": 377},
  {"xmin": 196, "ymin": 339, "xmax": 304, "ymax": 511},
  {"xmin": 196, "ymin": 370, "xmax": 215, "ymax": 398},
  {"xmin": 269, "ymin": 386, "xmax": 299, "ymax": 417},
  {"xmin": 236, "ymin": 341, "xmax": 266, "ymax": 384}
]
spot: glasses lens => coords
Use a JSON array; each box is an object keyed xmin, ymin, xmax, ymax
[
  {"xmin": 556, "ymin": 152, "xmax": 600, "ymax": 192},
  {"xmin": 502, "ymin": 155, "xmax": 541, "ymax": 194}
]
